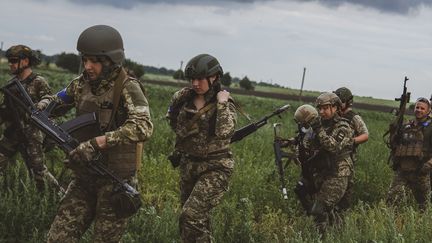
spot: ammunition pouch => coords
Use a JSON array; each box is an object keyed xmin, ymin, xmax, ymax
[
  {"xmin": 394, "ymin": 143, "xmax": 424, "ymax": 158},
  {"xmin": 168, "ymin": 150, "xmax": 182, "ymax": 168},
  {"xmin": 110, "ymin": 183, "xmax": 142, "ymax": 219}
]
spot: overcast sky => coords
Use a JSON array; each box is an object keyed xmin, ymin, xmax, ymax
[{"xmin": 1, "ymin": 0, "xmax": 432, "ymax": 100}]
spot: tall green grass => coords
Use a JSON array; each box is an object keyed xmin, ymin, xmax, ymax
[{"xmin": 0, "ymin": 65, "xmax": 427, "ymax": 242}]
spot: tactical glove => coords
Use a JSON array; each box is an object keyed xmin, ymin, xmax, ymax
[
  {"xmin": 309, "ymin": 116, "xmax": 322, "ymax": 131},
  {"xmin": 37, "ymin": 98, "xmax": 50, "ymax": 110},
  {"xmin": 69, "ymin": 138, "xmax": 99, "ymax": 162}
]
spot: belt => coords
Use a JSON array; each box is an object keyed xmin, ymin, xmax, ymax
[{"xmin": 183, "ymin": 149, "xmax": 232, "ymax": 162}]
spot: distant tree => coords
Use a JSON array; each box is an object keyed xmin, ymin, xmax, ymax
[
  {"xmin": 239, "ymin": 76, "xmax": 254, "ymax": 90},
  {"xmin": 232, "ymin": 77, "xmax": 240, "ymax": 83},
  {"xmin": 124, "ymin": 58, "xmax": 145, "ymax": 78},
  {"xmin": 55, "ymin": 52, "xmax": 80, "ymax": 73},
  {"xmin": 173, "ymin": 69, "xmax": 185, "ymax": 80},
  {"xmin": 220, "ymin": 72, "xmax": 232, "ymax": 87}
]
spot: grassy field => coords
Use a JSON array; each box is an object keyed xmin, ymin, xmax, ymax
[
  {"xmin": 143, "ymin": 73, "xmax": 399, "ymax": 107},
  {"xmin": 0, "ymin": 64, "xmax": 429, "ymax": 242}
]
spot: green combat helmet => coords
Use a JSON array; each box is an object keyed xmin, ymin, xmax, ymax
[
  {"xmin": 334, "ymin": 87, "xmax": 353, "ymax": 105},
  {"xmin": 184, "ymin": 54, "xmax": 223, "ymax": 80},
  {"xmin": 77, "ymin": 25, "xmax": 125, "ymax": 65},
  {"xmin": 5, "ymin": 44, "xmax": 41, "ymax": 66},
  {"xmin": 294, "ymin": 104, "xmax": 318, "ymax": 125},
  {"xmin": 316, "ymin": 92, "xmax": 342, "ymax": 108}
]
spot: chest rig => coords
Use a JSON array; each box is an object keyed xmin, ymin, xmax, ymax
[
  {"xmin": 73, "ymin": 72, "xmax": 137, "ymax": 178},
  {"xmin": 394, "ymin": 121, "xmax": 425, "ymax": 159},
  {"xmin": 175, "ymin": 99, "xmax": 231, "ymax": 158}
]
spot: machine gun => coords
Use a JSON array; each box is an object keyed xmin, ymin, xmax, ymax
[
  {"xmin": 231, "ymin": 104, "xmax": 290, "ymax": 143},
  {"xmin": 385, "ymin": 76, "xmax": 410, "ymax": 151},
  {"xmin": 1, "ymin": 78, "xmax": 140, "ymax": 210}
]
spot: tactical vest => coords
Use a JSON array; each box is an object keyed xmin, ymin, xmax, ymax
[
  {"xmin": 175, "ymin": 99, "xmax": 231, "ymax": 158},
  {"xmin": 74, "ymin": 77, "xmax": 137, "ymax": 178},
  {"xmin": 394, "ymin": 122, "xmax": 424, "ymax": 158},
  {"xmin": 343, "ymin": 110, "xmax": 357, "ymax": 122},
  {"xmin": 311, "ymin": 116, "xmax": 352, "ymax": 172}
]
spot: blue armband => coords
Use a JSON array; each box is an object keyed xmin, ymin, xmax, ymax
[{"xmin": 56, "ymin": 88, "xmax": 74, "ymax": 104}]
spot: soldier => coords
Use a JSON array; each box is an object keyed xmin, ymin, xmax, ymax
[
  {"xmin": 295, "ymin": 93, "xmax": 354, "ymax": 232},
  {"xmin": 386, "ymin": 97, "xmax": 432, "ymax": 210},
  {"xmin": 166, "ymin": 54, "xmax": 237, "ymax": 242},
  {"xmin": 293, "ymin": 104, "xmax": 319, "ymax": 215},
  {"xmin": 37, "ymin": 25, "xmax": 153, "ymax": 242},
  {"xmin": 0, "ymin": 44, "xmax": 54, "ymax": 191},
  {"xmin": 333, "ymin": 87, "xmax": 369, "ymax": 210}
]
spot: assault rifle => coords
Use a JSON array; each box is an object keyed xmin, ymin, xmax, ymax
[
  {"xmin": 1, "ymin": 78, "xmax": 139, "ymax": 199},
  {"xmin": 231, "ymin": 104, "xmax": 290, "ymax": 143},
  {"xmin": 386, "ymin": 76, "xmax": 410, "ymax": 151},
  {"xmin": 273, "ymin": 123, "xmax": 297, "ymax": 200}
]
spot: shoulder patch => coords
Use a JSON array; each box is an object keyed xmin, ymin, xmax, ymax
[{"xmin": 336, "ymin": 130, "xmax": 346, "ymax": 142}]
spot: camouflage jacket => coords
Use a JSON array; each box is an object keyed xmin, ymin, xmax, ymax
[
  {"xmin": 166, "ymin": 87, "xmax": 237, "ymax": 158},
  {"xmin": 0, "ymin": 73, "xmax": 51, "ymax": 143},
  {"xmin": 305, "ymin": 115, "xmax": 354, "ymax": 177},
  {"xmin": 342, "ymin": 110, "xmax": 368, "ymax": 138},
  {"xmin": 43, "ymin": 67, "xmax": 153, "ymax": 147}
]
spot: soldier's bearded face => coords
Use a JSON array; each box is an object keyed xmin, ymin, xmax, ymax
[
  {"xmin": 318, "ymin": 104, "xmax": 337, "ymax": 120},
  {"xmin": 414, "ymin": 101, "xmax": 430, "ymax": 120},
  {"xmin": 191, "ymin": 78, "xmax": 210, "ymax": 94},
  {"xmin": 82, "ymin": 56, "xmax": 103, "ymax": 81}
]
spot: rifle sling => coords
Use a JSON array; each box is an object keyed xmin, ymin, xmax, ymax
[
  {"xmin": 186, "ymin": 102, "xmax": 217, "ymax": 131},
  {"xmin": 106, "ymin": 68, "xmax": 128, "ymax": 131}
]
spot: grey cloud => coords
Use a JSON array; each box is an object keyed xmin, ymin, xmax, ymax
[
  {"xmin": 312, "ymin": 0, "xmax": 432, "ymax": 14},
  {"xmin": 68, "ymin": 0, "xmax": 432, "ymax": 14}
]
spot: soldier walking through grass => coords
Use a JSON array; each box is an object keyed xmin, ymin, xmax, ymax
[
  {"xmin": 37, "ymin": 25, "xmax": 153, "ymax": 242},
  {"xmin": 386, "ymin": 97, "xmax": 432, "ymax": 210},
  {"xmin": 294, "ymin": 93, "xmax": 354, "ymax": 232},
  {"xmin": 333, "ymin": 87, "xmax": 369, "ymax": 211},
  {"xmin": 166, "ymin": 54, "xmax": 237, "ymax": 242},
  {"xmin": 0, "ymin": 44, "xmax": 56, "ymax": 192}
]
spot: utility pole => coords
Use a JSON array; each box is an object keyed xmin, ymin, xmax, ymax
[
  {"xmin": 0, "ymin": 41, "xmax": 3, "ymax": 51},
  {"xmin": 299, "ymin": 67, "xmax": 306, "ymax": 101},
  {"xmin": 179, "ymin": 60, "xmax": 183, "ymax": 70}
]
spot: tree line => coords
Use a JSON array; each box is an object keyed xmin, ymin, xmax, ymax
[{"xmin": 1, "ymin": 50, "xmax": 277, "ymax": 91}]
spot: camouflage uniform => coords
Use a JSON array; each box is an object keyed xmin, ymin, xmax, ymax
[
  {"xmin": 45, "ymin": 67, "xmax": 153, "ymax": 242},
  {"xmin": 386, "ymin": 117, "xmax": 432, "ymax": 210},
  {"xmin": 166, "ymin": 87, "xmax": 237, "ymax": 243},
  {"xmin": 297, "ymin": 114, "xmax": 353, "ymax": 229},
  {"xmin": 336, "ymin": 110, "xmax": 368, "ymax": 210},
  {"xmin": 0, "ymin": 73, "xmax": 52, "ymax": 190}
]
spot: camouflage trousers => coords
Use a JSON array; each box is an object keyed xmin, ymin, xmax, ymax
[
  {"xmin": 47, "ymin": 177, "xmax": 129, "ymax": 243},
  {"xmin": 179, "ymin": 156, "xmax": 233, "ymax": 243},
  {"xmin": 0, "ymin": 135, "xmax": 48, "ymax": 191},
  {"xmin": 310, "ymin": 174, "xmax": 349, "ymax": 231},
  {"xmin": 386, "ymin": 170, "xmax": 430, "ymax": 210},
  {"xmin": 336, "ymin": 173, "xmax": 354, "ymax": 212}
]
